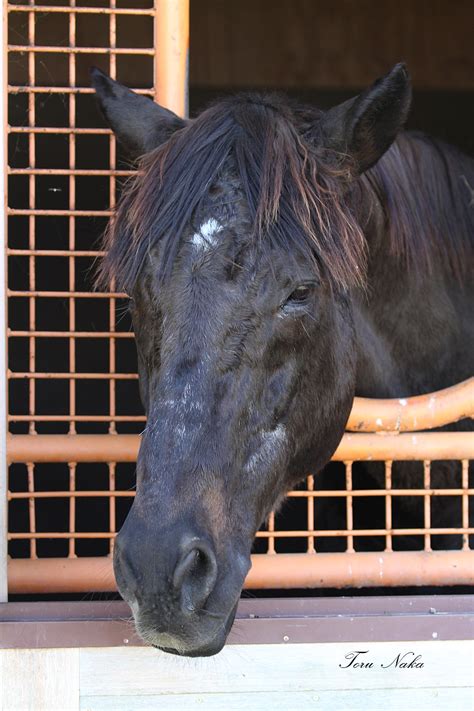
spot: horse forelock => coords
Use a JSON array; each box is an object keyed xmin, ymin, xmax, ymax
[
  {"xmin": 96, "ymin": 93, "xmax": 473, "ymax": 294},
  {"xmin": 96, "ymin": 93, "xmax": 367, "ymax": 293}
]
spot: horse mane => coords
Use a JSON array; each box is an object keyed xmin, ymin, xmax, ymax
[
  {"xmin": 361, "ymin": 131, "xmax": 474, "ymax": 279},
  {"xmin": 97, "ymin": 93, "xmax": 473, "ymax": 292}
]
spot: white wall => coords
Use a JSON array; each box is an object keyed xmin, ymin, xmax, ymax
[{"xmin": 1, "ymin": 640, "xmax": 473, "ymax": 711}]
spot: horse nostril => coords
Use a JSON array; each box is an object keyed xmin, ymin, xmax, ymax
[{"xmin": 172, "ymin": 538, "xmax": 218, "ymax": 613}]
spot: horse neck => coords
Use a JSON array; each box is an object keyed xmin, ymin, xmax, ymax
[
  {"xmin": 350, "ymin": 133, "xmax": 473, "ymax": 398},
  {"xmin": 352, "ymin": 215, "xmax": 472, "ymax": 399}
]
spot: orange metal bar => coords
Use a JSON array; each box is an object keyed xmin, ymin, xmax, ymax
[
  {"xmin": 12, "ymin": 526, "xmax": 473, "ymax": 540},
  {"xmin": 8, "ymin": 415, "xmax": 146, "ymax": 422},
  {"xmin": 246, "ymin": 551, "xmax": 474, "ymax": 589},
  {"xmin": 10, "ymin": 5, "xmax": 156, "ymax": 14},
  {"xmin": 346, "ymin": 377, "xmax": 474, "ymax": 432},
  {"xmin": 9, "ymin": 127, "xmax": 114, "ymax": 133},
  {"xmin": 7, "ymin": 431, "xmax": 474, "ymax": 463},
  {"xmin": 7, "ymin": 250, "xmax": 106, "ymax": 256},
  {"xmin": 9, "ymin": 487, "xmax": 474, "ymax": 499},
  {"xmin": 155, "ymin": 0, "xmax": 189, "ymax": 117},
  {"xmin": 9, "ymin": 331, "xmax": 133, "ymax": 337},
  {"xmin": 8, "ymin": 86, "xmax": 152, "ymax": 94},
  {"xmin": 8, "ymin": 210, "xmax": 113, "ymax": 216},
  {"xmin": 8, "ymin": 550, "xmax": 474, "ymax": 594},
  {"xmin": 7, "ymin": 434, "xmax": 139, "ymax": 462},
  {"xmin": 9, "ymin": 373, "xmax": 138, "ymax": 380},
  {"xmin": 9, "ymin": 46, "xmax": 155, "ymax": 54},
  {"xmin": 9, "ymin": 292, "xmax": 125, "ymax": 299},
  {"xmin": 9, "ymin": 169, "xmax": 133, "ymax": 176},
  {"xmin": 338, "ymin": 432, "xmax": 474, "ymax": 460}
]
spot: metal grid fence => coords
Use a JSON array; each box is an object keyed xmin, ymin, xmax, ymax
[
  {"xmin": 7, "ymin": 0, "xmax": 154, "ymax": 441},
  {"xmin": 6, "ymin": 0, "xmax": 155, "ymax": 575},
  {"xmin": 4, "ymin": 0, "xmax": 474, "ymax": 595}
]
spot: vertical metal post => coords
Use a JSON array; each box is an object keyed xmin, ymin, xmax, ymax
[
  {"xmin": 155, "ymin": 0, "xmax": 189, "ymax": 118},
  {"xmin": 0, "ymin": 0, "xmax": 8, "ymax": 601}
]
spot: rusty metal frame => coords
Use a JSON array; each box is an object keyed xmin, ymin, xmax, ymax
[{"xmin": 2, "ymin": 596, "xmax": 474, "ymax": 648}]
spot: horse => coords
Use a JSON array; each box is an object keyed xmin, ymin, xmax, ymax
[{"xmin": 92, "ymin": 63, "xmax": 473, "ymax": 657}]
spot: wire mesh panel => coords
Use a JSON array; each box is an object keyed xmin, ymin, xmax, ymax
[
  {"xmin": 4, "ymin": 1, "xmax": 474, "ymax": 594},
  {"xmin": 7, "ymin": 0, "xmax": 153, "ymax": 433},
  {"xmin": 7, "ymin": 0, "xmax": 152, "ymax": 564}
]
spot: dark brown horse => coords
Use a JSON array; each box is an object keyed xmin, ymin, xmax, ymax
[{"xmin": 92, "ymin": 64, "xmax": 473, "ymax": 656}]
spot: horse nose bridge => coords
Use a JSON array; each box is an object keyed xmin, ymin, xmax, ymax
[
  {"xmin": 144, "ymin": 393, "xmax": 207, "ymax": 456},
  {"xmin": 153, "ymin": 360, "xmax": 215, "ymax": 417},
  {"xmin": 146, "ymin": 366, "xmax": 238, "ymax": 453}
]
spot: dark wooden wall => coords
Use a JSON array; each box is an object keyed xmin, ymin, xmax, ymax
[{"xmin": 190, "ymin": 0, "xmax": 474, "ymax": 90}]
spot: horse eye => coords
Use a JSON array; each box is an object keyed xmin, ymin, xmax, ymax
[{"xmin": 283, "ymin": 284, "xmax": 314, "ymax": 307}]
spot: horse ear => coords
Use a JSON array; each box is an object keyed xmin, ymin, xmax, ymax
[
  {"xmin": 321, "ymin": 63, "xmax": 411, "ymax": 175},
  {"xmin": 90, "ymin": 67, "xmax": 186, "ymax": 158}
]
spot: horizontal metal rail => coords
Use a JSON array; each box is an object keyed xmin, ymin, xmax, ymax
[
  {"xmin": 7, "ymin": 528, "xmax": 474, "ymax": 541},
  {"xmin": 8, "ymin": 551, "xmax": 474, "ymax": 594},
  {"xmin": 7, "ymin": 250, "xmax": 106, "ymax": 257},
  {"xmin": 8, "ymin": 86, "xmax": 152, "ymax": 94},
  {"xmin": 10, "ymin": 5, "xmax": 156, "ymax": 14},
  {"xmin": 9, "ymin": 45, "xmax": 155, "ymax": 55},
  {"xmin": 8, "ymin": 127, "xmax": 114, "ymax": 134},
  {"xmin": 9, "ymin": 372, "xmax": 138, "ymax": 380},
  {"xmin": 346, "ymin": 377, "xmax": 473, "ymax": 432},
  {"xmin": 7, "ymin": 431, "xmax": 474, "ymax": 463},
  {"xmin": 8, "ymin": 415, "xmax": 146, "ymax": 422},
  {"xmin": 8, "ymin": 487, "xmax": 474, "ymax": 500},
  {"xmin": 9, "ymin": 331, "xmax": 133, "ymax": 338},
  {"xmin": 9, "ymin": 168, "xmax": 133, "ymax": 176},
  {"xmin": 8, "ymin": 210, "xmax": 114, "ymax": 217},
  {"xmin": 8, "ymin": 291, "xmax": 125, "ymax": 298}
]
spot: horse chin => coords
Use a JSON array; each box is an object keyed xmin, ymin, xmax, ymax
[
  {"xmin": 147, "ymin": 601, "xmax": 239, "ymax": 658},
  {"xmin": 153, "ymin": 637, "xmax": 224, "ymax": 658}
]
